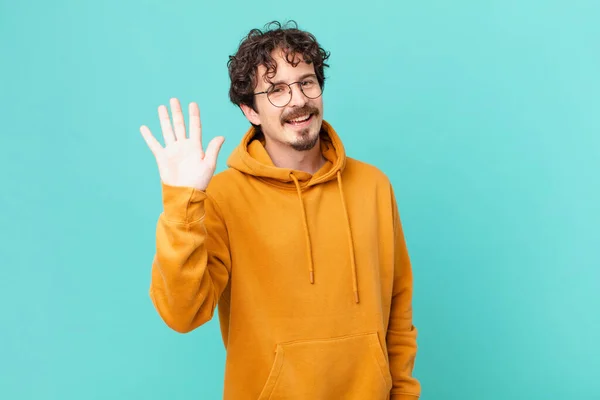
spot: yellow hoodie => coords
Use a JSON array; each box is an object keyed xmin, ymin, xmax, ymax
[{"xmin": 149, "ymin": 120, "xmax": 421, "ymax": 399}]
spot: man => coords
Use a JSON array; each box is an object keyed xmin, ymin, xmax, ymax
[{"xmin": 140, "ymin": 21, "xmax": 421, "ymax": 400}]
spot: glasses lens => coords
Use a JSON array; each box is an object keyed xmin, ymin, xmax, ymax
[
  {"xmin": 300, "ymin": 78, "xmax": 322, "ymax": 99},
  {"xmin": 266, "ymin": 80, "xmax": 323, "ymax": 107},
  {"xmin": 268, "ymin": 84, "xmax": 291, "ymax": 107}
]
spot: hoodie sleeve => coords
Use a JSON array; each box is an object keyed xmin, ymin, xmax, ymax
[
  {"xmin": 149, "ymin": 182, "xmax": 231, "ymax": 334},
  {"xmin": 387, "ymin": 186, "xmax": 421, "ymax": 399}
]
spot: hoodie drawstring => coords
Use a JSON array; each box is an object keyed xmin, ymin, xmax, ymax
[
  {"xmin": 336, "ymin": 171, "xmax": 360, "ymax": 304},
  {"xmin": 289, "ymin": 172, "xmax": 360, "ymax": 304},
  {"xmin": 290, "ymin": 173, "xmax": 315, "ymax": 284}
]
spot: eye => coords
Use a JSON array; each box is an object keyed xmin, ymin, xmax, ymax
[
  {"xmin": 301, "ymin": 79, "xmax": 316, "ymax": 86},
  {"xmin": 270, "ymin": 84, "xmax": 288, "ymax": 94}
]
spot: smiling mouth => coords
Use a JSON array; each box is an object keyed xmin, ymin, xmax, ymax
[{"xmin": 285, "ymin": 113, "xmax": 313, "ymax": 127}]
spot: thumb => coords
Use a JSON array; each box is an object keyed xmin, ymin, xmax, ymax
[{"xmin": 205, "ymin": 136, "xmax": 226, "ymax": 166}]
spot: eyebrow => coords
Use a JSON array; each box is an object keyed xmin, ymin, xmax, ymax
[{"xmin": 269, "ymin": 73, "xmax": 317, "ymax": 86}]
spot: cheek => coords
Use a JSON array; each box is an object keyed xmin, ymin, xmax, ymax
[
  {"xmin": 316, "ymin": 98, "xmax": 324, "ymax": 110},
  {"xmin": 266, "ymin": 109, "xmax": 284, "ymax": 126},
  {"xmin": 308, "ymin": 99, "xmax": 323, "ymax": 113},
  {"xmin": 254, "ymin": 100, "xmax": 281, "ymax": 125}
]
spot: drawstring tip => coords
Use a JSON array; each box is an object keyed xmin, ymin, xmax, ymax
[
  {"xmin": 309, "ymin": 271, "xmax": 314, "ymax": 284},
  {"xmin": 354, "ymin": 291, "xmax": 360, "ymax": 304}
]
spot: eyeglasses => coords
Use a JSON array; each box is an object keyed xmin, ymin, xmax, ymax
[{"xmin": 254, "ymin": 77, "xmax": 322, "ymax": 108}]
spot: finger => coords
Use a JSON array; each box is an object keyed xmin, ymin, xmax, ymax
[
  {"xmin": 170, "ymin": 98, "xmax": 186, "ymax": 141},
  {"xmin": 158, "ymin": 105, "xmax": 175, "ymax": 145},
  {"xmin": 140, "ymin": 125, "xmax": 164, "ymax": 156},
  {"xmin": 188, "ymin": 102, "xmax": 202, "ymax": 143},
  {"xmin": 189, "ymin": 102, "xmax": 204, "ymax": 158},
  {"xmin": 204, "ymin": 136, "xmax": 225, "ymax": 166}
]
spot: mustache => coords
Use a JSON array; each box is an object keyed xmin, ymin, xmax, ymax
[{"xmin": 281, "ymin": 106, "xmax": 320, "ymax": 123}]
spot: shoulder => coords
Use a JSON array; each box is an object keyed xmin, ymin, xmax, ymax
[
  {"xmin": 205, "ymin": 167, "xmax": 245, "ymax": 199},
  {"xmin": 344, "ymin": 157, "xmax": 392, "ymax": 187},
  {"xmin": 343, "ymin": 157, "xmax": 400, "ymax": 208}
]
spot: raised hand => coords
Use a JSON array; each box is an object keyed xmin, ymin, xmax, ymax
[{"xmin": 140, "ymin": 98, "xmax": 225, "ymax": 191}]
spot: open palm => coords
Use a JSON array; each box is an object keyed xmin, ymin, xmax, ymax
[{"xmin": 140, "ymin": 98, "xmax": 225, "ymax": 191}]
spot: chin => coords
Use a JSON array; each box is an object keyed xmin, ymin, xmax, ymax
[
  {"xmin": 280, "ymin": 113, "xmax": 323, "ymax": 150},
  {"xmin": 289, "ymin": 128, "xmax": 320, "ymax": 151}
]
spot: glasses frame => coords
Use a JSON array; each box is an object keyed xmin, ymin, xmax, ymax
[{"xmin": 254, "ymin": 79, "xmax": 323, "ymax": 108}]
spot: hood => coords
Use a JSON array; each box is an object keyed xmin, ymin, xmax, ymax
[
  {"xmin": 227, "ymin": 120, "xmax": 347, "ymax": 187},
  {"xmin": 226, "ymin": 120, "xmax": 361, "ymax": 304}
]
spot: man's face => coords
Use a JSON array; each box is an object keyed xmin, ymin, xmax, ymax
[{"xmin": 245, "ymin": 49, "xmax": 324, "ymax": 152}]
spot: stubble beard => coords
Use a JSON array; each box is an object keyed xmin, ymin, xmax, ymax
[
  {"xmin": 282, "ymin": 105, "xmax": 321, "ymax": 152},
  {"xmin": 289, "ymin": 127, "xmax": 320, "ymax": 151}
]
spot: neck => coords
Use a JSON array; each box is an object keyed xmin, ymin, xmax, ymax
[{"xmin": 264, "ymin": 137, "xmax": 326, "ymax": 175}]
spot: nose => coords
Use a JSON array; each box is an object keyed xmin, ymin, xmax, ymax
[{"xmin": 287, "ymin": 82, "xmax": 307, "ymax": 107}]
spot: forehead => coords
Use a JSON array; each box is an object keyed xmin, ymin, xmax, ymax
[{"xmin": 256, "ymin": 49, "xmax": 316, "ymax": 88}]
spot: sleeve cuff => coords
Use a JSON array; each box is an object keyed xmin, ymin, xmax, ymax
[{"xmin": 161, "ymin": 182, "xmax": 207, "ymax": 223}]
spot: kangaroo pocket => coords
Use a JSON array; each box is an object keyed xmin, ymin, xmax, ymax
[{"xmin": 257, "ymin": 332, "xmax": 393, "ymax": 400}]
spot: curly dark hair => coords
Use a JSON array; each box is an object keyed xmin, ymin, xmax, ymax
[{"xmin": 227, "ymin": 20, "xmax": 330, "ymax": 112}]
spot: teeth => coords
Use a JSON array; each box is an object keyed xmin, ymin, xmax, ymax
[{"xmin": 289, "ymin": 114, "xmax": 311, "ymax": 123}]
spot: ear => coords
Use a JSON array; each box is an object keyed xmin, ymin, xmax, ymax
[{"xmin": 240, "ymin": 104, "xmax": 261, "ymax": 126}]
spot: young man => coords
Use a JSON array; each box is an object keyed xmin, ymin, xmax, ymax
[{"xmin": 140, "ymin": 21, "xmax": 421, "ymax": 400}]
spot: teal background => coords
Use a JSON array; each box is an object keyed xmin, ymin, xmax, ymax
[{"xmin": 1, "ymin": 0, "xmax": 598, "ymax": 399}]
